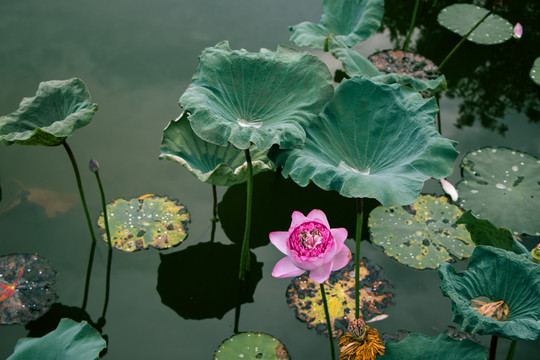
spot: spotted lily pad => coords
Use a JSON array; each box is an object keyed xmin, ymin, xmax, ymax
[
  {"xmin": 269, "ymin": 76, "xmax": 458, "ymax": 207},
  {"xmin": 456, "ymin": 147, "xmax": 540, "ymax": 235},
  {"xmin": 289, "ymin": 0, "xmax": 384, "ymax": 50},
  {"xmin": 369, "ymin": 195, "xmax": 474, "ymax": 269},
  {"xmin": 439, "ymin": 246, "xmax": 540, "ymax": 340},
  {"xmin": 179, "ymin": 41, "xmax": 333, "ymax": 151},
  {"xmin": 437, "ymin": 4, "xmax": 513, "ymax": 45},
  {"xmin": 214, "ymin": 333, "xmax": 290, "ymax": 360},
  {"xmin": 286, "ymin": 257, "xmax": 393, "ymax": 338},
  {"xmin": 530, "ymin": 57, "xmax": 540, "ymax": 86},
  {"xmin": 8, "ymin": 318, "xmax": 107, "ymax": 360},
  {"xmin": 97, "ymin": 195, "xmax": 190, "ymax": 252},
  {"xmin": 0, "ymin": 253, "xmax": 57, "ymax": 325},
  {"xmin": 0, "ymin": 78, "xmax": 98, "ymax": 146},
  {"xmin": 160, "ymin": 112, "xmax": 274, "ymax": 186},
  {"xmin": 380, "ymin": 333, "xmax": 487, "ymax": 360}
]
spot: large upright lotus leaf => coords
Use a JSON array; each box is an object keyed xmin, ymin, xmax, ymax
[
  {"xmin": 97, "ymin": 195, "xmax": 190, "ymax": 252},
  {"xmin": 380, "ymin": 333, "xmax": 487, "ymax": 360},
  {"xmin": 179, "ymin": 41, "xmax": 333, "ymax": 151},
  {"xmin": 439, "ymin": 246, "xmax": 540, "ymax": 340},
  {"xmin": 8, "ymin": 318, "xmax": 106, "ymax": 360},
  {"xmin": 269, "ymin": 76, "xmax": 458, "ymax": 207},
  {"xmin": 456, "ymin": 211, "xmax": 515, "ymax": 251},
  {"xmin": 531, "ymin": 57, "xmax": 540, "ymax": 86},
  {"xmin": 286, "ymin": 257, "xmax": 394, "ymax": 338},
  {"xmin": 160, "ymin": 112, "xmax": 274, "ymax": 186},
  {"xmin": 289, "ymin": 0, "xmax": 384, "ymax": 50},
  {"xmin": 456, "ymin": 147, "xmax": 540, "ymax": 235},
  {"xmin": 214, "ymin": 333, "xmax": 290, "ymax": 360},
  {"xmin": 437, "ymin": 4, "xmax": 513, "ymax": 45},
  {"xmin": 0, "ymin": 253, "xmax": 57, "ymax": 325},
  {"xmin": 369, "ymin": 195, "xmax": 474, "ymax": 269},
  {"xmin": 0, "ymin": 78, "xmax": 98, "ymax": 146}
]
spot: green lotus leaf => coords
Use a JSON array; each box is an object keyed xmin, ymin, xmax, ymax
[
  {"xmin": 97, "ymin": 195, "xmax": 190, "ymax": 252},
  {"xmin": 369, "ymin": 195, "xmax": 474, "ymax": 269},
  {"xmin": 0, "ymin": 78, "xmax": 98, "ymax": 146},
  {"xmin": 286, "ymin": 257, "xmax": 393, "ymax": 338},
  {"xmin": 0, "ymin": 254, "xmax": 57, "ymax": 325},
  {"xmin": 331, "ymin": 48, "xmax": 382, "ymax": 77},
  {"xmin": 437, "ymin": 4, "xmax": 513, "ymax": 45},
  {"xmin": 214, "ymin": 333, "xmax": 290, "ymax": 360},
  {"xmin": 160, "ymin": 112, "xmax": 274, "ymax": 186},
  {"xmin": 456, "ymin": 147, "xmax": 540, "ymax": 235},
  {"xmin": 380, "ymin": 333, "xmax": 487, "ymax": 360},
  {"xmin": 179, "ymin": 41, "xmax": 333, "ymax": 151},
  {"xmin": 439, "ymin": 246, "xmax": 540, "ymax": 340},
  {"xmin": 269, "ymin": 76, "xmax": 458, "ymax": 207},
  {"xmin": 531, "ymin": 57, "xmax": 540, "ymax": 86},
  {"xmin": 456, "ymin": 211, "xmax": 515, "ymax": 251},
  {"xmin": 8, "ymin": 318, "xmax": 106, "ymax": 360},
  {"xmin": 289, "ymin": 0, "xmax": 385, "ymax": 50}
]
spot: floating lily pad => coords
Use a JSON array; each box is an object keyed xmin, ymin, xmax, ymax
[
  {"xmin": 97, "ymin": 195, "xmax": 190, "ymax": 252},
  {"xmin": 269, "ymin": 76, "xmax": 458, "ymax": 207},
  {"xmin": 439, "ymin": 246, "xmax": 540, "ymax": 340},
  {"xmin": 369, "ymin": 195, "xmax": 474, "ymax": 269},
  {"xmin": 380, "ymin": 333, "xmax": 487, "ymax": 360},
  {"xmin": 456, "ymin": 147, "xmax": 540, "ymax": 235},
  {"xmin": 530, "ymin": 57, "xmax": 540, "ymax": 86},
  {"xmin": 179, "ymin": 41, "xmax": 333, "ymax": 151},
  {"xmin": 289, "ymin": 0, "xmax": 384, "ymax": 50},
  {"xmin": 214, "ymin": 333, "xmax": 290, "ymax": 360},
  {"xmin": 157, "ymin": 242, "xmax": 262, "ymax": 320},
  {"xmin": 0, "ymin": 253, "xmax": 57, "ymax": 325},
  {"xmin": 286, "ymin": 257, "xmax": 393, "ymax": 338},
  {"xmin": 0, "ymin": 78, "xmax": 98, "ymax": 146},
  {"xmin": 8, "ymin": 318, "xmax": 107, "ymax": 360},
  {"xmin": 160, "ymin": 112, "xmax": 274, "ymax": 186},
  {"xmin": 437, "ymin": 4, "xmax": 513, "ymax": 45}
]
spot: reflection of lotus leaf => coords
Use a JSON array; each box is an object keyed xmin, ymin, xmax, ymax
[
  {"xmin": 269, "ymin": 76, "xmax": 458, "ymax": 207},
  {"xmin": 97, "ymin": 195, "xmax": 189, "ymax": 252},
  {"xmin": 439, "ymin": 246, "xmax": 540, "ymax": 340},
  {"xmin": 380, "ymin": 333, "xmax": 487, "ymax": 360},
  {"xmin": 8, "ymin": 318, "xmax": 106, "ymax": 360},
  {"xmin": 437, "ymin": 4, "xmax": 513, "ymax": 45},
  {"xmin": 286, "ymin": 258, "xmax": 393, "ymax": 338},
  {"xmin": 0, "ymin": 253, "xmax": 57, "ymax": 325},
  {"xmin": 369, "ymin": 195, "xmax": 474, "ymax": 269},
  {"xmin": 456, "ymin": 147, "xmax": 540, "ymax": 235},
  {"xmin": 160, "ymin": 112, "xmax": 274, "ymax": 186},
  {"xmin": 179, "ymin": 41, "xmax": 333, "ymax": 151},
  {"xmin": 214, "ymin": 333, "xmax": 290, "ymax": 360},
  {"xmin": 157, "ymin": 242, "xmax": 262, "ymax": 320},
  {"xmin": 289, "ymin": 0, "xmax": 384, "ymax": 50},
  {"xmin": 0, "ymin": 78, "xmax": 97, "ymax": 146}
]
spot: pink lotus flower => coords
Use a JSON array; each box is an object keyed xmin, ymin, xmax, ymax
[
  {"xmin": 270, "ymin": 209, "xmax": 351, "ymax": 283},
  {"xmin": 513, "ymin": 23, "xmax": 523, "ymax": 39}
]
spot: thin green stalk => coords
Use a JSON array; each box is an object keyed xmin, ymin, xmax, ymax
[
  {"xmin": 355, "ymin": 198, "xmax": 363, "ymax": 320},
  {"xmin": 211, "ymin": 184, "xmax": 218, "ymax": 223},
  {"xmin": 238, "ymin": 148, "xmax": 253, "ymax": 280},
  {"xmin": 488, "ymin": 335, "xmax": 499, "ymax": 360},
  {"xmin": 438, "ymin": 9, "xmax": 493, "ymax": 71},
  {"xmin": 320, "ymin": 283, "xmax": 336, "ymax": 360},
  {"xmin": 403, "ymin": 0, "xmax": 421, "ymax": 51},
  {"xmin": 504, "ymin": 340, "xmax": 517, "ymax": 360},
  {"xmin": 435, "ymin": 94, "xmax": 442, "ymax": 135},
  {"xmin": 81, "ymin": 240, "xmax": 96, "ymax": 311}
]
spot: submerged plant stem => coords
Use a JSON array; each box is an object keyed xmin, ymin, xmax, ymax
[
  {"xmin": 355, "ymin": 198, "xmax": 364, "ymax": 320},
  {"xmin": 489, "ymin": 335, "xmax": 498, "ymax": 360},
  {"xmin": 238, "ymin": 148, "xmax": 253, "ymax": 280},
  {"xmin": 438, "ymin": 9, "xmax": 493, "ymax": 71},
  {"xmin": 505, "ymin": 340, "xmax": 517, "ymax": 360},
  {"xmin": 403, "ymin": 0, "xmax": 420, "ymax": 51},
  {"xmin": 320, "ymin": 283, "xmax": 336, "ymax": 360}
]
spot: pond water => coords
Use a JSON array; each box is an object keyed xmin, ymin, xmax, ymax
[{"xmin": 1, "ymin": 0, "xmax": 539, "ymax": 359}]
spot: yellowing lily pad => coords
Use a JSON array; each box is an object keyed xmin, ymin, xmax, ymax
[
  {"xmin": 97, "ymin": 195, "xmax": 190, "ymax": 252},
  {"xmin": 214, "ymin": 333, "xmax": 290, "ymax": 360},
  {"xmin": 286, "ymin": 257, "xmax": 393, "ymax": 338},
  {"xmin": 369, "ymin": 195, "xmax": 474, "ymax": 269}
]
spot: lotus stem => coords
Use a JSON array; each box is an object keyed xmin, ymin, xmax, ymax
[
  {"xmin": 505, "ymin": 340, "xmax": 517, "ymax": 360},
  {"xmin": 324, "ymin": 34, "xmax": 331, "ymax": 52},
  {"xmin": 320, "ymin": 283, "xmax": 336, "ymax": 360},
  {"xmin": 355, "ymin": 197, "xmax": 364, "ymax": 320},
  {"xmin": 435, "ymin": 94, "xmax": 442, "ymax": 135},
  {"xmin": 438, "ymin": 9, "xmax": 493, "ymax": 71},
  {"xmin": 211, "ymin": 185, "xmax": 219, "ymax": 223},
  {"xmin": 403, "ymin": 0, "xmax": 421, "ymax": 51},
  {"xmin": 81, "ymin": 240, "xmax": 96, "ymax": 311},
  {"xmin": 238, "ymin": 148, "xmax": 254, "ymax": 280},
  {"xmin": 488, "ymin": 335, "xmax": 499, "ymax": 360}
]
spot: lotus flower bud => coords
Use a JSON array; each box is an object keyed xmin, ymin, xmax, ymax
[
  {"xmin": 513, "ymin": 23, "xmax": 523, "ymax": 39},
  {"xmin": 89, "ymin": 159, "xmax": 100, "ymax": 173},
  {"xmin": 532, "ymin": 243, "xmax": 540, "ymax": 264},
  {"xmin": 440, "ymin": 178, "xmax": 458, "ymax": 202}
]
